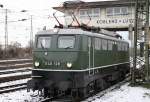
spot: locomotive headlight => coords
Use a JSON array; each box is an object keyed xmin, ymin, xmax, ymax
[
  {"xmin": 35, "ymin": 61, "xmax": 40, "ymax": 67},
  {"xmin": 67, "ymin": 62, "xmax": 72, "ymax": 68}
]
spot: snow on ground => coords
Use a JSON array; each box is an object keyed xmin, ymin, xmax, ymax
[
  {"xmin": 0, "ymin": 89, "xmax": 41, "ymax": 102},
  {"xmin": 0, "ymin": 78, "xmax": 41, "ymax": 102},
  {"xmin": 0, "ymin": 83, "xmax": 150, "ymax": 102},
  {"xmin": 92, "ymin": 83, "xmax": 150, "ymax": 102}
]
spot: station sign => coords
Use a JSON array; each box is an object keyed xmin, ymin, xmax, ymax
[{"xmin": 92, "ymin": 18, "xmax": 134, "ymax": 29}]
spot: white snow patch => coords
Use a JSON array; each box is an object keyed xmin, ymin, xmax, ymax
[
  {"xmin": 0, "ymin": 90, "xmax": 41, "ymax": 102},
  {"xmin": 92, "ymin": 83, "xmax": 150, "ymax": 102}
]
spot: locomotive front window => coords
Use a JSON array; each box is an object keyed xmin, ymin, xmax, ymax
[
  {"xmin": 58, "ymin": 36, "xmax": 75, "ymax": 48},
  {"xmin": 37, "ymin": 36, "xmax": 51, "ymax": 48}
]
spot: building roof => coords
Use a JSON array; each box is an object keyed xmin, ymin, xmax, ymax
[{"xmin": 53, "ymin": 0, "xmax": 135, "ymax": 12}]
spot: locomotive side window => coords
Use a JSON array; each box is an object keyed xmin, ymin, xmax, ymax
[
  {"xmin": 37, "ymin": 36, "xmax": 51, "ymax": 48},
  {"xmin": 125, "ymin": 43, "xmax": 128, "ymax": 51},
  {"xmin": 58, "ymin": 36, "xmax": 75, "ymax": 48},
  {"xmin": 123, "ymin": 43, "xmax": 126, "ymax": 51},
  {"xmin": 122, "ymin": 43, "xmax": 127, "ymax": 51},
  {"xmin": 95, "ymin": 38, "xmax": 101, "ymax": 50},
  {"xmin": 102, "ymin": 39, "xmax": 107, "ymax": 50},
  {"xmin": 108, "ymin": 40, "xmax": 113, "ymax": 50},
  {"xmin": 117, "ymin": 42, "xmax": 121, "ymax": 51},
  {"xmin": 121, "ymin": 43, "xmax": 124, "ymax": 51}
]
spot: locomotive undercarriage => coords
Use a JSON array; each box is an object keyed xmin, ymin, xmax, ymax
[{"xmin": 27, "ymin": 63, "xmax": 129, "ymax": 101}]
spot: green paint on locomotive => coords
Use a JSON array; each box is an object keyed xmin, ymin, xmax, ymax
[{"xmin": 33, "ymin": 29, "xmax": 129, "ymax": 70}]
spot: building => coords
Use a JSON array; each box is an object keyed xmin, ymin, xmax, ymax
[{"xmin": 53, "ymin": 0, "xmax": 135, "ymax": 31}]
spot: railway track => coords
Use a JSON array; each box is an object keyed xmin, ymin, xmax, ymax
[
  {"xmin": 0, "ymin": 82, "xmax": 27, "ymax": 94},
  {"xmin": 0, "ymin": 58, "xmax": 32, "ymax": 83},
  {"xmin": 0, "ymin": 67, "xmax": 31, "ymax": 75},
  {"xmin": 0, "ymin": 59, "xmax": 33, "ymax": 70},
  {"xmin": 0, "ymin": 59, "xmax": 32, "ymax": 64},
  {"xmin": 0, "ymin": 59, "xmax": 32, "ymax": 94},
  {"xmin": 0, "ymin": 71, "xmax": 31, "ymax": 83}
]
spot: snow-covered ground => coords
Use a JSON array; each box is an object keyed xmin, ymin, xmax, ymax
[
  {"xmin": 0, "ymin": 90, "xmax": 41, "ymax": 102},
  {"xmin": 87, "ymin": 83, "xmax": 150, "ymax": 102},
  {"xmin": 0, "ymin": 83, "xmax": 150, "ymax": 102}
]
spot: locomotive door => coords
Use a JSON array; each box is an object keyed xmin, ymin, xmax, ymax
[{"xmin": 88, "ymin": 37, "xmax": 94, "ymax": 76}]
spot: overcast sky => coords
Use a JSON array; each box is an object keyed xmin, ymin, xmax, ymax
[{"xmin": 0, "ymin": 0, "xmax": 126, "ymax": 47}]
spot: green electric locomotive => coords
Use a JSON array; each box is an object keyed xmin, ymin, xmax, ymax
[{"xmin": 27, "ymin": 27, "xmax": 129, "ymax": 101}]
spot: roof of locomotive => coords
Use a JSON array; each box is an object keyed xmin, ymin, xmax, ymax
[{"xmin": 36, "ymin": 28, "xmax": 128, "ymax": 43}]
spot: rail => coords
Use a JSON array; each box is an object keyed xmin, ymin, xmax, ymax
[
  {"xmin": 0, "ymin": 59, "xmax": 33, "ymax": 70},
  {"xmin": 0, "ymin": 82, "xmax": 27, "ymax": 94},
  {"xmin": 0, "ymin": 59, "xmax": 32, "ymax": 64},
  {"xmin": 0, "ymin": 72, "xmax": 31, "ymax": 83}
]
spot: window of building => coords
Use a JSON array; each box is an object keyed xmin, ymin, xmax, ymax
[
  {"xmin": 102, "ymin": 39, "xmax": 107, "ymax": 50},
  {"xmin": 95, "ymin": 38, "xmax": 101, "ymax": 50},
  {"xmin": 122, "ymin": 7, "xmax": 128, "ymax": 15},
  {"xmin": 80, "ymin": 8, "xmax": 100, "ymax": 18},
  {"xmin": 80, "ymin": 9, "xmax": 88, "ymax": 17},
  {"xmin": 93, "ymin": 8, "xmax": 100, "ymax": 17},
  {"xmin": 114, "ymin": 7, "xmax": 121, "ymax": 15},
  {"xmin": 106, "ymin": 8, "xmax": 113, "ymax": 16},
  {"xmin": 106, "ymin": 7, "xmax": 128, "ymax": 16}
]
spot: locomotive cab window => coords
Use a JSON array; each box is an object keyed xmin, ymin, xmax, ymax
[
  {"xmin": 37, "ymin": 36, "xmax": 51, "ymax": 48},
  {"xmin": 58, "ymin": 36, "xmax": 75, "ymax": 48}
]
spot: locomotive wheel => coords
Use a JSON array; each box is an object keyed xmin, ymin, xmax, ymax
[
  {"xmin": 119, "ymin": 71, "xmax": 125, "ymax": 81},
  {"xmin": 43, "ymin": 88, "xmax": 49, "ymax": 98},
  {"xmin": 86, "ymin": 81, "xmax": 96, "ymax": 96},
  {"xmin": 43, "ymin": 88, "xmax": 56, "ymax": 98}
]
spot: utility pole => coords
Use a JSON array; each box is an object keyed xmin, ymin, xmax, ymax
[
  {"xmin": 132, "ymin": 0, "xmax": 138, "ymax": 85},
  {"xmin": 30, "ymin": 15, "xmax": 33, "ymax": 54},
  {"xmin": 5, "ymin": 9, "xmax": 8, "ymax": 58},
  {"xmin": 145, "ymin": 0, "xmax": 150, "ymax": 81}
]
